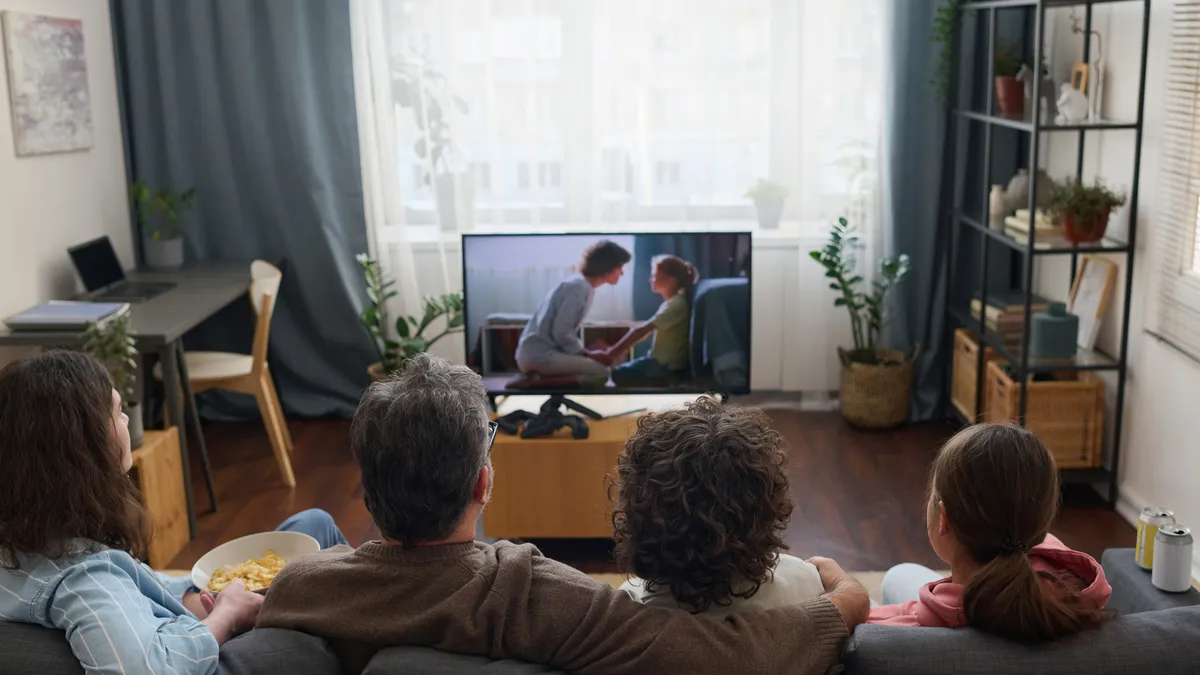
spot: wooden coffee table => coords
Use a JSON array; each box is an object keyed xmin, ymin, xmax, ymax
[{"xmin": 484, "ymin": 415, "xmax": 638, "ymax": 539}]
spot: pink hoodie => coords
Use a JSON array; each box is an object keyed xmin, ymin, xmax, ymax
[{"xmin": 868, "ymin": 534, "xmax": 1111, "ymax": 628}]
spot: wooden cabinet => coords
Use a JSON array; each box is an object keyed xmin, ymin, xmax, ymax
[{"xmin": 130, "ymin": 428, "xmax": 190, "ymax": 568}]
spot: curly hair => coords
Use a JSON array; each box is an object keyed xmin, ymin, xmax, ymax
[{"xmin": 611, "ymin": 397, "xmax": 793, "ymax": 613}]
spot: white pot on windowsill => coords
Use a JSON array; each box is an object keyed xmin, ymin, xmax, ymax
[
  {"xmin": 435, "ymin": 173, "xmax": 476, "ymax": 233},
  {"xmin": 753, "ymin": 196, "xmax": 785, "ymax": 229}
]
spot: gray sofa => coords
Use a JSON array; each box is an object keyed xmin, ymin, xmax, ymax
[{"xmin": 3, "ymin": 548, "xmax": 1198, "ymax": 675}]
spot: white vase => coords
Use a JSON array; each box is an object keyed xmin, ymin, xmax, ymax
[{"xmin": 989, "ymin": 185, "xmax": 1007, "ymax": 230}]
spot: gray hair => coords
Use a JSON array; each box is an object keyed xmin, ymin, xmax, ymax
[{"xmin": 350, "ymin": 353, "xmax": 490, "ymax": 545}]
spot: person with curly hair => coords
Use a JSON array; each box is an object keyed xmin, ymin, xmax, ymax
[{"xmin": 614, "ymin": 397, "xmax": 826, "ymax": 615}]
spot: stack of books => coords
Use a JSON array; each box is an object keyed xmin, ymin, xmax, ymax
[
  {"xmin": 969, "ymin": 291, "xmax": 1049, "ymax": 350},
  {"xmin": 1004, "ymin": 209, "xmax": 1065, "ymax": 249}
]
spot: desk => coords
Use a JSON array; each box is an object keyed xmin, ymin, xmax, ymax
[{"xmin": 0, "ymin": 262, "xmax": 252, "ymax": 537}]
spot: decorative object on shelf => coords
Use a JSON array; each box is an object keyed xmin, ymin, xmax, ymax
[
  {"xmin": 1068, "ymin": 255, "xmax": 1118, "ymax": 351},
  {"xmin": 394, "ymin": 54, "xmax": 474, "ymax": 232},
  {"xmin": 1004, "ymin": 208, "xmax": 1064, "ymax": 247},
  {"xmin": 1151, "ymin": 525, "xmax": 1194, "ymax": 593},
  {"xmin": 1070, "ymin": 62, "xmax": 1090, "ymax": 93},
  {"xmin": 1055, "ymin": 84, "xmax": 1089, "ymax": 125},
  {"xmin": 1016, "ymin": 62, "xmax": 1057, "ymax": 122},
  {"xmin": 1046, "ymin": 178, "xmax": 1126, "ymax": 243},
  {"xmin": 810, "ymin": 217, "xmax": 915, "ymax": 430},
  {"xmin": 357, "ymin": 253, "xmax": 464, "ymax": 380},
  {"xmin": 1, "ymin": 11, "xmax": 93, "ymax": 156},
  {"xmin": 988, "ymin": 185, "xmax": 1007, "ymax": 230},
  {"xmin": 130, "ymin": 183, "xmax": 197, "ymax": 271},
  {"xmin": 1070, "ymin": 9, "xmax": 1106, "ymax": 122},
  {"xmin": 1030, "ymin": 302, "xmax": 1079, "ymax": 360},
  {"xmin": 82, "ymin": 310, "xmax": 143, "ymax": 450},
  {"xmin": 745, "ymin": 178, "xmax": 789, "ymax": 230},
  {"xmin": 1002, "ymin": 168, "xmax": 1055, "ymax": 213},
  {"xmin": 970, "ymin": 291, "xmax": 1050, "ymax": 350},
  {"xmin": 993, "ymin": 41, "xmax": 1024, "ymax": 116}
]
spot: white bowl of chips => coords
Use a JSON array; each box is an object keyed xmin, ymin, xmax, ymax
[{"xmin": 191, "ymin": 531, "xmax": 319, "ymax": 594}]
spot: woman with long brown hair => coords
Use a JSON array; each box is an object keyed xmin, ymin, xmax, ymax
[
  {"xmin": 869, "ymin": 423, "xmax": 1112, "ymax": 643},
  {"xmin": 0, "ymin": 351, "xmax": 344, "ymax": 674}
]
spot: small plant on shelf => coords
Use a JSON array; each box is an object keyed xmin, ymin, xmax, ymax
[
  {"xmin": 357, "ymin": 254, "xmax": 464, "ymax": 379},
  {"xmin": 993, "ymin": 41, "xmax": 1025, "ymax": 116},
  {"xmin": 1046, "ymin": 179, "xmax": 1126, "ymax": 243}
]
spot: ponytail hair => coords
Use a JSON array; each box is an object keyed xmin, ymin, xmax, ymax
[
  {"xmin": 933, "ymin": 424, "xmax": 1109, "ymax": 643},
  {"xmin": 652, "ymin": 255, "xmax": 700, "ymax": 298}
]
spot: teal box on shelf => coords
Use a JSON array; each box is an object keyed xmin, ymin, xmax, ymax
[{"xmin": 1030, "ymin": 302, "xmax": 1079, "ymax": 359}]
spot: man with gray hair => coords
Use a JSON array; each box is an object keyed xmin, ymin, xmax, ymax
[{"xmin": 257, "ymin": 354, "xmax": 868, "ymax": 675}]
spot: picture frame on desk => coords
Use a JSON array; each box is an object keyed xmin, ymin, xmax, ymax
[{"xmin": 1069, "ymin": 255, "xmax": 1118, "ymax": 351}]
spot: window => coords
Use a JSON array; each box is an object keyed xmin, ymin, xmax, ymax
[
  {"xmin": 364, "ymin": 0, "xmax": 884, "ymax": 226},
  {"xmin": 1152, "ymin": 0, "xmax": 1200, "ymax": 360}
]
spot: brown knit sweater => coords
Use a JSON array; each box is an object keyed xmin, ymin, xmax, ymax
[{"xmin": 256, "ymin": 540, "xmax": 847, "ymax": 675}]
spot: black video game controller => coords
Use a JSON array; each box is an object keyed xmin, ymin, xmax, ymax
[{"xmin": 520, "ymin": 411, "xmax": 590, "ymax": 440}]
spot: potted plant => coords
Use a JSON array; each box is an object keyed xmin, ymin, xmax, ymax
[
  {"xmin": 393, "ymin": 58, "xmax": 472, "ymax": 232},
  {"xmin": 930, "ymin": 0, "xmax": 962, "ymax": 106},
  {"xmin": 810, "ymin": 217, "xmax": 915, "ymax": 429},
  {"xmin": 83, "ymin": 311, "xmax": 143, "ymax": 449},
  {"xmin": 357, "ymin": 254, "xmax": 465, "ymax": 380},
  {"xmin": 130, "ymin": 183, "xmax": 197, "ymax": 270},
  {"xmin": 994, "ymin": 41, "xmax": 1024, "ymax": 116},
  {"xmin": 1046, "ymin": 179, "xmax": 1126, "ymax": 243},
  {"xmin": 745, "ymin": 179, "xmax": 789, "ymax": 230}
]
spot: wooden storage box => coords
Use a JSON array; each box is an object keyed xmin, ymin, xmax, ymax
[
  {"xmin": 129, "ymin": 428, "xmax": 189, "ymax": 568},
  {"xmin": 984, "ymin": 361, "xmax": 1105, "ymax": 469},
  {"xmin": 951, "ymin": 328, "xmax": 1003, "ymax": 422}
]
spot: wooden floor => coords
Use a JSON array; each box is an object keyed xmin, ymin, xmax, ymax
[{"xmin": 168, "ymin": 410, "xmax": 1135, "ymax": 572}]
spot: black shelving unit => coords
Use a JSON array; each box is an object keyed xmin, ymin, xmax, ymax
[{"xmin": 938, "ymin": 0, "xmax": 1151, "ymax": 506}]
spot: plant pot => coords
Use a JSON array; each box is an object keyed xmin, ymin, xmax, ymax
[
  {"xmin": 994, "ymin": 76, "xmax": 1024, "ymax": 117},
  {"xmin": 837, "ymin": 346, "xmax": 918, "ymax": 430},
  {"xmin": 125, "ymin": 402, "xmax": 144, "ymax": 450},
  {"xmin": 1060, "ymin": 208, "xmax": 1111, "ymax": 243},
  {"xmin": 754, "ymin": 197, "xmax": 785, "ymax": 229},
  {"xmin": 144, "ymin": 236, "xmax": 184, "ymax": 271},
  {"xmin": 435, "ymin": 173, "xmax": 476, "ymax": 232}
]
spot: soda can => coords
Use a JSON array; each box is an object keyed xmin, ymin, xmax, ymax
[
  {"xmin": 1151, "ymin": 525, "xmax": 1194, "ymax": 593},
  {"xmin": 1135, "ymin": 507, "xmax": 1175, "ymax": 570}
]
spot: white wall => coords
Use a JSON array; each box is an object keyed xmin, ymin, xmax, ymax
[
  {"xmin": 0, "ymin": 0, "xmax": 133, "ymax": 363},
  {"xmin": 1036, "ymin": 2, "xmax": 1200, "ymax": 580}
]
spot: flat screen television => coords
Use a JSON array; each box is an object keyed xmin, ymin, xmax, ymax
[{"xmin": 462, "ymin": 232, "xmax": 752, "ymax": 396}]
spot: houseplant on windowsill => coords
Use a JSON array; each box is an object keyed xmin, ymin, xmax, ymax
[
  {"xmin": 1046, "ymin": 178, "xmax": 1126, "ymax": 244},
  {"xmin": 83, "ymin": 310, "xmax": 143, "ymax": 449},
  {"xmin": 810, "ymin": 217, "xmax": 915, "ymax": 429},
  {"xmin": 357, "ymin": 254, "xmax": 465, "ymax": 381},
  {"xmin": 745, "ymin": 179, "xmax": 789, "ymax": 230},
  {"xmin": 994, "ymin": 41, "xmax": 1024, "ymax": 116},
  {"xmin": 130, "ymin": 183, "xmax": 197, "ymax": 271}
]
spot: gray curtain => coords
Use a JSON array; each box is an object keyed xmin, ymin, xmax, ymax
[
  {"xmin": 882, "ymin": 0, "xmax": 948, "ymax": 421},
  {"xmin": 111, "ymin": 0, "xmax": 374, "ymax": 417}
]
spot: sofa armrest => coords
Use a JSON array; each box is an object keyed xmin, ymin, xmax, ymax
[{"xmin": 1101, "ymin": 548, "xmax": 1200, "ymax": 615}]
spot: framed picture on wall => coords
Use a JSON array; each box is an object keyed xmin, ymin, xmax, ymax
[{"xmin": 1069, "ymin": 255, "xmax": 1118, "ymax": 350}]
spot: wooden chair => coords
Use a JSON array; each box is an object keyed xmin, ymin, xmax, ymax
[{"xmin": 156, "ymin": 260, "xmax": 296, "ymax": 487}]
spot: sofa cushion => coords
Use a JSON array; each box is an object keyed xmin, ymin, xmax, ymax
[
  {"xmin": 843, "ymin": 605, "xmax": 1200, "ymax": 675},
  {"xmin": 365, "ymin": 646, "xmax": 560, "ymax": 674},
  {"xmin": 217, "ymin": 628, "xmax": 341, "ymax": 675},
  {"xmin": 0, "ymin": 622, "xmax": 83, "ymax": 675}
]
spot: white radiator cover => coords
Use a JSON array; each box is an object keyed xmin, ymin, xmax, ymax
[{"xmin": 384, "ymin": 229, "xmax": 851, "ymax": 393}]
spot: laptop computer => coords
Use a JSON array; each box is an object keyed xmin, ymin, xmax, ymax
[{"xmin": 68, "ymin": 237, "xmax": 175, "ymax": 302}]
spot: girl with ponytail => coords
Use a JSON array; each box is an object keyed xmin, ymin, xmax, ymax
[
  {"xmin": 869, "ymin": 423, "xmax": 1111, "ymax": 643},
  {"xmin": 604, "ymin": 255, "xmax": 700, "ymax": 386}
]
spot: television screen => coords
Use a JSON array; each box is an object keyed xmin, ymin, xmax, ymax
[{"xmin": 462, "ymin": 232, "xmax": 752, "ymax": 395}]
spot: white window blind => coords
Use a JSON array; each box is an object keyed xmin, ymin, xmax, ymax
[{"xmin": 1153, "ymin": 0, "xmax": 1200, "ymax": 360}]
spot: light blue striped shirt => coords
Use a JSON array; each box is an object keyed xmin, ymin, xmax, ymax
[{"xmin": 0, "ymin": 540, "xmax": 218, "ymax": 675}]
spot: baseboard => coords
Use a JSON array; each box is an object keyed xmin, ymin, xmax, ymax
[{"xmin": 1115, "ymin": 486, "xmax": 1200, "ymax": 588}]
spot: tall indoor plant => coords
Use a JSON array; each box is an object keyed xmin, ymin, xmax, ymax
[
  {"xmin": 130, "ymin": 183, "xmax": 197, "ymax": 270},
  {"xmin": 810, "ymin": 217, "xmax": 915, "ymax": 429},
  {"xmin": 745, "ymin": 179, "xmax": 789, "ymax": 230},
  {"xmin": 357, "ymin": 254, "xmax": 465, "ymax": 380},
  {"xmin": 83, "ymin": 311, "xmax": 143, "ymax": 449},
  {"xmin": 1046, "ymin": 179, "xmax": 1126, "ymax": 243}
]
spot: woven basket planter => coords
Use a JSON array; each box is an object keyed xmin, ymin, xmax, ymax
[{"xmin": 838, "ymin": 345, "xmax": 918, "ymax": 430}]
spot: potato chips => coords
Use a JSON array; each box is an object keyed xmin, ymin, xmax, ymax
[{"xmin": 207, "ymin": 549, "xmax": 286, "ymax": 593}]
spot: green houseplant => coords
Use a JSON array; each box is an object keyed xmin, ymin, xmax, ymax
[
  {"xmin": 1046, "ymin": 179, "xmax": 1126, "ymax": 244},
  {"xmin": 83, "ymin": 311, "xmax": 143, "ymax": 449},
  {"xmin": 810, "ymin": 217, "xmax": 916, "ymax": 429},
  {"xmin": 745, "ymin": 179, "xmax": 789, "ymax": 230},
  {"xmin": 357, "ymin": 254, "xmax": 465, "ymax": 380},
  {"xmin": 930, "ymin": 0, "xmax": 962, "ymax": 106},
  {"xmin": 130, "ymin": 183, "xmax": 197, "ymax": 271}
]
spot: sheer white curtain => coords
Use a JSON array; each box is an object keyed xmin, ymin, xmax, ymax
[{"xmin": 351, "ymin": 0, "xmax": 885, "ymax": 308}]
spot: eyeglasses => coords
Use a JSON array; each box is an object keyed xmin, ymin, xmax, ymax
[{"xmin": 486, "ymin": 421, "xmax": 498, "ymax": 455}]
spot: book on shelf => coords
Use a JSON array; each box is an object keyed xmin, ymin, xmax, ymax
[
  {"xmin": 1005, "ymin": 227, "xmax": 1071, "ymax": 249},
  {"xmin": 1011, "ymin": 208, "xmax": 1055, "ymax": 230},
  {"xmin": 970, "ymin": 292, "xmax": 1049, "ymax": 314}
]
